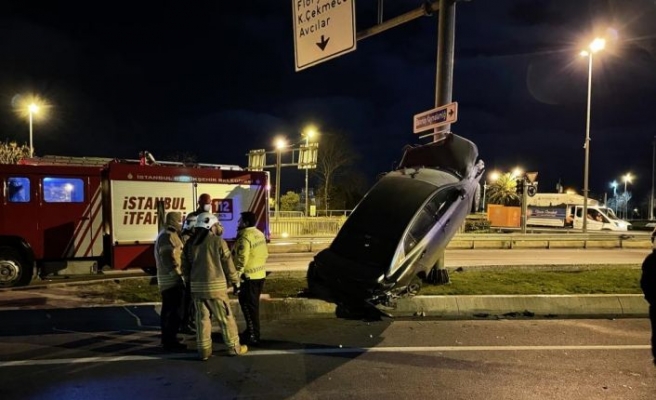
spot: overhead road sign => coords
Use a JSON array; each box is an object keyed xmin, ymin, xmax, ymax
[
  {"xmin": 413, "ymin": 102, "xmax": 458, "ymax": 134},
  {"xmin": 293, "ymin": 0, "xmax": 357, "ymax": 72}
]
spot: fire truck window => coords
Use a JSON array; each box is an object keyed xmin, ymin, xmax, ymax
[
  {"xmin": 42, "ymin": 177, "xmax": 85, "ymax": 203},
  {"xmin": 7, "ymin": 177, "xmax": 30, "ymax": 202}
]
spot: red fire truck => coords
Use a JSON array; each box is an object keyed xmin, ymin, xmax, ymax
[{"xmin": 0, "ymin": 156, "xmax": 269, "ymax": 287}]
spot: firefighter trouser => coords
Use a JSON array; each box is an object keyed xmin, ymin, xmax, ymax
[
  {"xmin": 238, "ymin": 278, "xmax": 265, "ymax": 339},
  {"xmin": 193, "ymin": 293, "xmax": 240, "ymax": 359},
  {"xmin": 160, "ymin": 285, "xmax": 185, "ymax": 346}
]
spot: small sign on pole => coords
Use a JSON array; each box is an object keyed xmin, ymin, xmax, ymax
[{"xmin": 413, "ymin": 102, "xmax": 458, "ymax": 134}]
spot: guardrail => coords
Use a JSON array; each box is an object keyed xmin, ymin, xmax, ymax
[
  {"xmin": 268, "ymin": 233, "xmax": 651, "ymax": 252},
  {"xmin": 449, "ymin": 233, "xmax": 649, "ymax": 250}
]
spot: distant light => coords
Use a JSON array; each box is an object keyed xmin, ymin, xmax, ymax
[
  {"xmin": 488, "ymin": 170, "xmax": 500, "ymax": 182},
  {"xmin": 622, "ymin": 173, "xmax": 633, "ymax": 184},
  {"xmin": 28, "ymin": 103, "xmax": 39, "ymax": 114},
  {"xmin": 511, "ymin": 168, "xmax": 523, "ymax": 179},
  {"xmin": 566, "ymin": 189, "xmax": 576, "ymax": 195},
  {"xmin": 580, "ymin": 50, "xmax": 589, "ymax": 57},
  {"xmin": 589, "ymin": 38, "xmax": 606, "ymax": 53},
  {"xmin": 275, "ymin": 138, "xmax": 287, "ymax": 150},
  {"xmin": 610, "ymin": 180, "xmax": 618, "ymax": 189}
]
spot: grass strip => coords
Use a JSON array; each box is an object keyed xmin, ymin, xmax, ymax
[{"xmin": 74, "ymin": 266, "xmax": 645, "ymax": 304}]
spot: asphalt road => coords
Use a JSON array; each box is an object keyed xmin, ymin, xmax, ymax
[
  {"xmin": 0, "ymin": 313, "xmax": 653, "ymax": 399},
  {"xmin": 266, "ymin": 248, "xmax": 651, "ymax": 272}
]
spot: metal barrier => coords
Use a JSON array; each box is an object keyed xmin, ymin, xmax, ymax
[
  {"xmin": 448, "ymin": 233, "xmax": 649, "ymax": 250},
  {"xmin": 269, "ymin": 232, "xmax": 651, "ymax": 251},
  {"xmin": 269, "ymin": 216, "xmax": 346, "ymax": 238}
]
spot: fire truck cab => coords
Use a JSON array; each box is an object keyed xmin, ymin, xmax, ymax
[{"xmin": 0, "ymin": 156, "xmax": 269, "ymax": 287}]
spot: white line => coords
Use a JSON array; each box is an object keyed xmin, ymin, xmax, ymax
[{"xmin": 0, "ymin": 344, "xmax": 649, "ymax": 368}]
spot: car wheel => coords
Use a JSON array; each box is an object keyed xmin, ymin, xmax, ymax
[
  {"xmin": 0, "ymin": 246, "xmax": 33, "ymax": 288},
  {"xmin": 306, "ymin": 261, "xmax": 334, "ymax": 301}
]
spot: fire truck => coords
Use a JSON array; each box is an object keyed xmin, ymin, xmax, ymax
[{"xmin": 0, "ymin": 155, "xmax": 269, "ymax": 287}]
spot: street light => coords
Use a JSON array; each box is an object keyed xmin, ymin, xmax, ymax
[
  {"xmin": 580, "ymin": 37, "xmax": 606, "ymax": 233},
  {"xmin": 274, "ymin": 138, "xmax": 287, "ymax": 220},
  {"xmin": 481, "ymin": 170, "xmax": 500, "ymax": 212},
  {"xmin": 302, "ymin": 127, "xmax": 318, "ymax": 217},
  {"xmin": 622, "ymin": 172, "xmax": 633, "ymax": 219},
  {"xmin": 28, "ymin": 103, "xmax": 39, "ymax": 158}
]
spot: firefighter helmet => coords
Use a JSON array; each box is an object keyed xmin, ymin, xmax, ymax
[
  {"xmin": 195, "ymin": 212, "xmax": 222, "ymax": 235},
  {"xmin": 182, "ymin": 214, "xmax": 197, "ymax": 231}
]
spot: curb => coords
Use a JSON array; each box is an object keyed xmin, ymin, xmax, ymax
[{"xmin": 2, "ymin": 295, "xmax": 643, "ymax": 320}]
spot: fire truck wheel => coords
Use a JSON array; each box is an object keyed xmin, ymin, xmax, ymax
[
  {"xmin": 142, "ymin": 267, "xmax": 157, "ymax": 276},
  {"xmin": 0, "ymin": 247, "xmax": 33, "ymax": 288}
]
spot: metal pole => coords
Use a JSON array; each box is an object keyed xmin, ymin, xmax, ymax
[
  {"xmin": 651, "ymin": 137, "xmax": 655, "ymax": 220},
  {"xmin": 481, "ymin": 182, "xmax": 487, "ymax": 212},
  {"xmin": 304, "ymin": 136, "xmax": 309, "ymax": 217},
  {"xmin": 275, "ymin": 149, "xmax": 281, "ymax": 220},
  {"xmin": 434, "ymin": 0, "xmax": 455, "ymax": 142},
  {"xmin": 624, "ymin": 180, "xmax": 628, "ymax": 219},
  {"xmin": 29, "ymin": 111, "xmax": 34, "ymax": 158},
  {"xmin": 582, "ymin": 52, "xmax": 593, "ymax": 233},
  {"xmin": 377, "ymin": 0, "xmax": 384, "ymax": 24},
  {"xmin": 521, "ymin": 178, "xmax": 528, "ymax": 234}
]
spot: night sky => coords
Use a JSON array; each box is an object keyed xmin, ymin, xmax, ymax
[{"xmin": 1, "ymin": 1, "xmax": 656, "ymax": 206}]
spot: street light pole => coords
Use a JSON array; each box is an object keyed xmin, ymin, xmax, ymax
[
  {"xmin": 582, "ymin": 50, "xmax": 593, "ymax": 233},
  {"xmin": 580, "ymin": 37, "xmax": 605, "ymax": 233},
  {"xmin": 275, "ymin": 148, "xmax": 281, "ymax": 220},
  {"xmin": 622, "ymin": 173, "xmax": 632, "ymax": 220},
  {"xmin": 28, "ymin": 103, "xmax": 39, "ymax": 158},
  {"xmin": 304, "ymin": 135, "xmax": 310, "ymax": 218}
]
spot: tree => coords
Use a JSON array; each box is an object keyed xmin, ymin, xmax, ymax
[
  {"xmin": 486, "ymin": 173, "xmax": 520, "ymax": 206},
  {"xmin": 280, "ymin": 191, "xmax": 300, "ymax": 212},
  {"xmin": 318, "ymin": 169, "xmax": 368, "ymax": 211},
  {"xmin": 0, "ymin": 140, "xmax": 30, "ymax": 164},
  {"xmin": 314, "ymin": 132, "xmax": 359, "ymax": 211}
]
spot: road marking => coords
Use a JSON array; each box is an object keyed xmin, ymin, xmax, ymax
[{"xmin": 0, "ymin": 344, "xmax": 650, "ymax": 367}]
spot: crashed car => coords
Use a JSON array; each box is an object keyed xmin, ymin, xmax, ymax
[{"xmin": 307, "ymin": 133, "xmax": 484, "ymax": 316}]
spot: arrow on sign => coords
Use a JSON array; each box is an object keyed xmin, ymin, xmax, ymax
[{"xmin": 316, "ymin": 35, "xmax": 330, "ymax": 51}]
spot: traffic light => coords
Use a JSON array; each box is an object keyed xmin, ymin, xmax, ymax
[{"xmin": 515, "ymin": 178, "xmax": 524, "ymax": 195}]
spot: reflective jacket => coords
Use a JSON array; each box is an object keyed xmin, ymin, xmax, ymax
[
  {"xmin": 182, "ymin": 232, "xmax": 240, "ymax": 299},
  {"xmin": 233, "ymin": 227, "xmax": 268, "ymax": 280},
  {"xmin": 154, "ymin": 227, "xmax": 184, "ymax": 292}
]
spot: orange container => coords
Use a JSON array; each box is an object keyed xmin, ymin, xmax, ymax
[{"xmin": 487, "ymin": 204, "xmax": 521, "ymax": 228}]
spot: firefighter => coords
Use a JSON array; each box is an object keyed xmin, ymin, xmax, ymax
[
  {"xmin": 177, "ymin": 192, "xmax": 211, "ymax": 332},
  {"xmin": 182, "ymin": 212, "xmax": 247, "ymax": 360},
  {"xmin": 154, "ymin": 211, "xmax": 187, "ymax": 351},
  {"xmin": 233, "ymin": 211, "xmax": 269, "ymax": 346}
]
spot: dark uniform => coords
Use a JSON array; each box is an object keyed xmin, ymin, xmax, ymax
[
  {"xmin": 641, "ymin": 233, "xmax": 656, "ymax": 366},
  {"xmin": 233, "ymin": 211, "xmax": 268, "ymax": 345}
]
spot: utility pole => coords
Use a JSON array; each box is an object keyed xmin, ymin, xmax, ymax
[
  {"xmin": 434, "ymin": 0, "xmax": 456, "ymax": 142},
  {"xmin": 521, "ymin": 177, "xmax": 528, "ymax": 234}
]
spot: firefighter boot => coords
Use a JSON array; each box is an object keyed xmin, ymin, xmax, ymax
[{"xmin": 228, "ymin": 344, "xmax": 248, "ymax": 356}]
